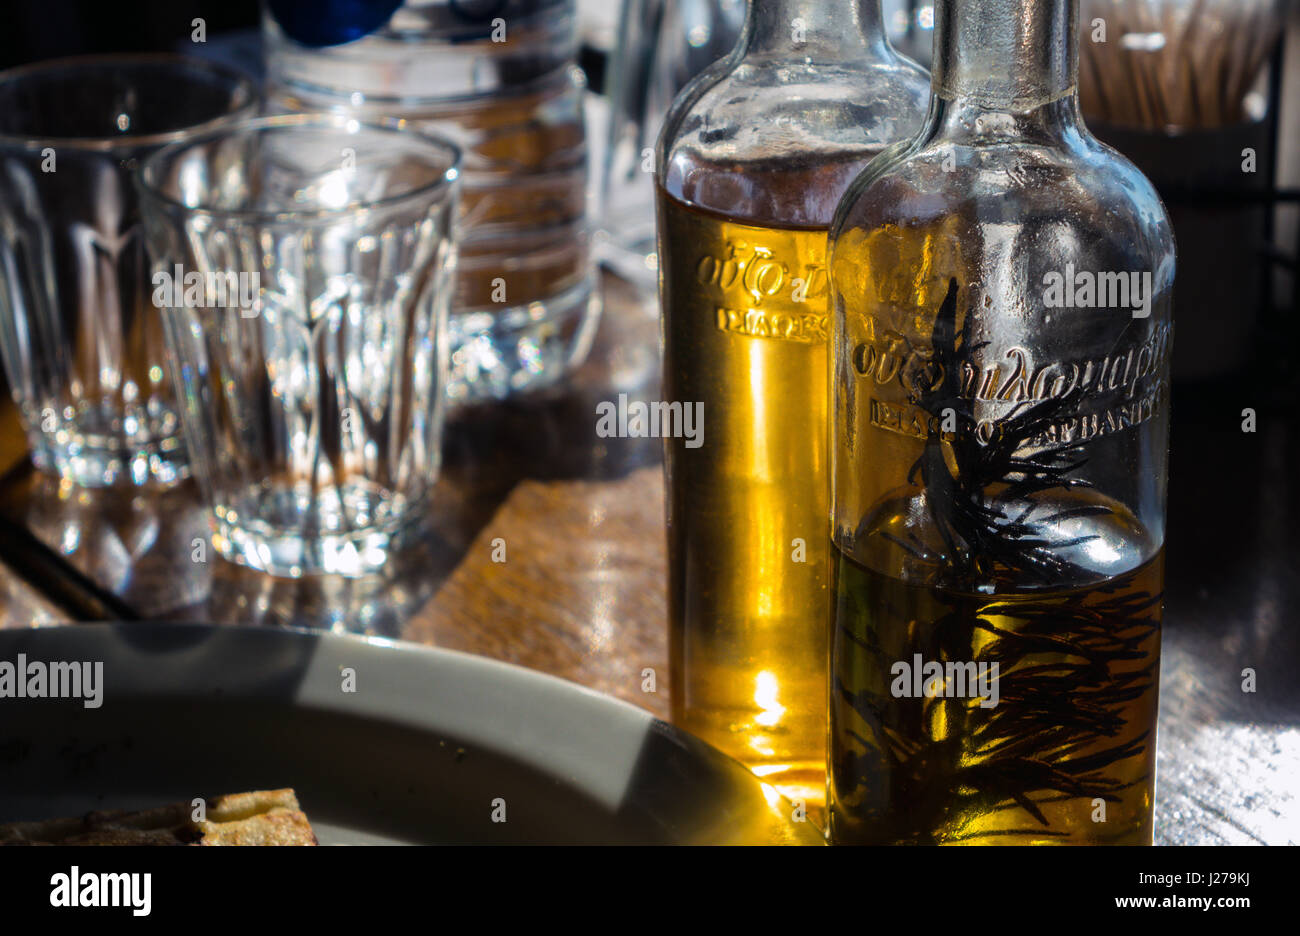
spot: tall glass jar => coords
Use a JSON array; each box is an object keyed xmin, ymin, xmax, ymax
[
  {"xmin": 264, "ymin": 0, "xmax": 596, "ymax": 402},
  {"xmin": 656, "ymin": 0, "xmax": 929, "ymax": 807},
  {"xmin": 827, "ymin": 0, "xmax": 1175, "ymax": 843}
]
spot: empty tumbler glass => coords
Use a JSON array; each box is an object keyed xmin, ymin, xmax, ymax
[
  {"xmin": 0, "ymin": 55, "xmax": 255, "ymax": 487},
  {"xmin": 137, "ymin": 114, "xmax": 461, "ymax": 577}
]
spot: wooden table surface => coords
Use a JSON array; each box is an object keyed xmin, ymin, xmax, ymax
[{"xmin": 0, "ymin": 271, "xmax": 1296, "ymax": 844}]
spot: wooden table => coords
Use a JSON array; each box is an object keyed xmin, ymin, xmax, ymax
[{"xmin": 0, "ymin": 272, "xmax": 1296, "ymax": 844}]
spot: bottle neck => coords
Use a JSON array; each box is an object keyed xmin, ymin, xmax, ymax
[
  {"xmin": 930, "ymin": 0, "xmax": 1082, "ymax": 138},
  {"xmin": 741, "ymin": 0, "xmax": 890, "ymax": 60}
]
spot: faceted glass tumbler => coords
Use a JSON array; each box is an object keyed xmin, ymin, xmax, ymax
[
  {"xmin": 0, "ymin": 55, "xmax": 256, "ymax": 487},
  {"xmin": 137, "ymin": 115, "xmax": 460, "ymax": 577}
]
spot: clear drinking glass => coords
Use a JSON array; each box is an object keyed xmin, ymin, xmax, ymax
[
  {"xmin": 0, "ymin": 55, "xmax": 256, "ymax": 487},
  {"xmin": 598, "ymin": 0, "xmax": 745, "ymax": 289},
  {"xmin": 137, "ymin": 115, "xmax": 460, "ymax": 578}
]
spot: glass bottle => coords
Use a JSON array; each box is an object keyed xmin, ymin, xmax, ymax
[
  {"xmin": 827, "ymin": 0, "xmax": 1175, "ymax": 843},
  {"xmin": 264, "ymin": 0, "xmax": 596, "ymax": 402},
  {"xmin": 656, "ymin": 0, "xmax": 929, "ymax": 807}
]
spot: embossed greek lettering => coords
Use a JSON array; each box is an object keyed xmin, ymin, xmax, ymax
[{"xmin": 997, "ymin": 348, "xmax": 1030, "ymax": 401}]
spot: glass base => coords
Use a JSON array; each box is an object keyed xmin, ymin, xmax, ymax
[
  {"xmin": 209, "ymin": 480, "xmax": 424, "ymax": 578},
  {"xmin": 29, "ymin": 433, "xmax": 188, "ymax": 488},
  {"xmin": 446, "ymin": 275, "xmax": 601, "ymax": 403}
]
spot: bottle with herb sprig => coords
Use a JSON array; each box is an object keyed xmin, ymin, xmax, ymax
[{"xmin": 827, "ymin": 0, "xmax": 1175, "ymax": 844}]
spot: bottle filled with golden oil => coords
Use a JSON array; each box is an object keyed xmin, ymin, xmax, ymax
[
  {"xmin": 658, "ymin": 190, "xmax": 837, "ymax": 806},
  {"xmin": 826, "ymin": 0, "xmax": 1175, "ymax": 842},
  {"xmin": 655, "ymin": 0, "xmax": 929, "ymax": 808}
]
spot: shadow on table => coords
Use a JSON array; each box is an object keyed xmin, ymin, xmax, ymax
[{"xmin": 1162, "ymin": 381, "xmax": 1300, "ymax": 726}]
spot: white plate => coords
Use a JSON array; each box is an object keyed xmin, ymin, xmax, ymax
[{"xmin": 0, "ymin": 623, "xmax": 820, "ymax": 844}]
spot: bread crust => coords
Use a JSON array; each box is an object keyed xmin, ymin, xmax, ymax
[{"xmin": 0, "ymin": 789, "xmax": 318, "ymax": 845}]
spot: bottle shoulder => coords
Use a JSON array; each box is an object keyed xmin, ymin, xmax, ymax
[
  {"xmin": 830, "ymin": 126, "xmax": 1175, "ymax": 267},
  {"xmin": 657, "ymin": 52, "xmax": 930, "ymax": 226}
]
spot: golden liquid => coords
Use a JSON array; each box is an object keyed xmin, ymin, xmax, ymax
[
  {"xmin": 658, "ymin": 189, "xmax": 834, "ymax": 807},
  {"xmin": 829, "ymin": 546, "xmax": 1163, "ymax": 845}
]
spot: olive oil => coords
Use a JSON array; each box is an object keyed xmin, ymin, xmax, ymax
[
  {"xmin": 659, "ymin": 188, "xmax": 834, "ymax": 806},
  {"xmin": 829, "ymin": 544, "xmax": 1162, "ymax": 845}
]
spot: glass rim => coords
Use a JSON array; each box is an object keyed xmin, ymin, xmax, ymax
[
  {"xmin": 135, "ymin": 112, "xmax": 464, "ymax": 224},
  {"xmin": 0, "ymin": 53, "xmax": 258, "ymax": 151}
]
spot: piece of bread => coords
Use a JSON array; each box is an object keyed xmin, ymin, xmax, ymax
[{"xmin": 0, "ymin": 789, "xmax": 317, "ymax": 845}]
